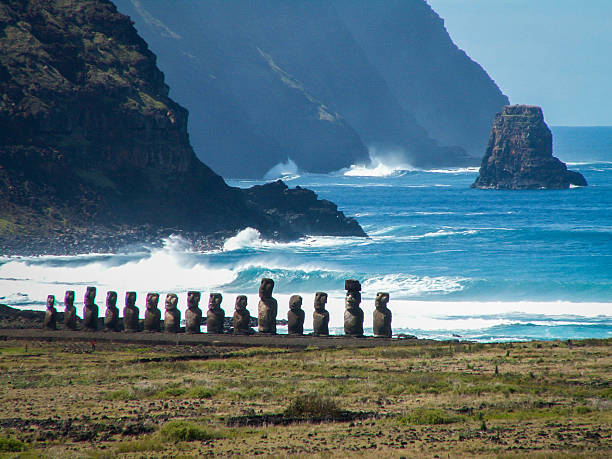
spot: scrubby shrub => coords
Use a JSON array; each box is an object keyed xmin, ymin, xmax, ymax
[
  {"xmin": 284, "ymin": 394, "xmax": 341, "ymax": 418},
  {"xmin": 188, "ymin": 386, "xmax": 216, "ymax": 399},
  {"xmin": 0, "ymin": 436, "xmax": 26, "ymax": 452}
]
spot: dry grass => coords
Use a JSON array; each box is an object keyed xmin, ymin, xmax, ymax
[{"xmin": 0, "ymin": 338, "xmax": 610, "ymax": 457}]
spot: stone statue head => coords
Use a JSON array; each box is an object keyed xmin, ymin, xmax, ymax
[
  {"xmin": 85, "ymin": 286, "xmax": 96, "ymax": 306},
  {"xmin": 344, "ymin": 279, "xmax": 361, "ymax": 292},
  {"xmin": 106, "ymin": 291, "xmax": 117, "ymax": 308},
  {"xmin": 259, "ymin": 278, "xmax": 274, "ymax": 299},
  {"xmin": 345, "ymin": 290, "xmax": 361, "ymax": 311},
  {"xmin": 125, "ymin": 291, "xmax": 137, "ymax": 308},
  {"xmin": 208, "ymin": 293, "xmax": 223, "ymax": 310},
  {"xmin": 146, "ymin": 293, "xmax": 160, "ymax": 310},
  {"xmin": 46, "ymin": 295, "xmax": 55, "ymax": 309},
  {"xmin": 187, "ymin": 291, "xmax": 201, "ymax": 310},
  {"xmin": 165, "ymin": 293, "xmax": 178, "ymax": 311},
  {"xmin": 289, "ymin": 295, "xmax": 303, "ymax": 311},
  {"xmin": 64, "ymin": 290, "xmax": 75, "ymax": 307},
  {"xmin": 375, "ymin": 292, "xmax": 389, "ymax": 310},
  {"xmin": 314, "ymin": 292, "xmax": 328, "ymax": 311},
  {"xmin": 235, "ymin": 295, "xmax": 248, "ymax": 311}
]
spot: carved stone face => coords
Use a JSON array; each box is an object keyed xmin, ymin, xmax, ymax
[
  {"xmin": 165, "ymin": 293, "xmax": 178, "ymax": 311},
  {"xmin": 106, "ymin": 291, "xmax": 117, "ymax": 308},
  {"xmin": 146, "ymin": 293, "xmax": 160, "ymax": 310},
  {"xmin": 375, "ymin": 292, "xmax": 390, "ymax": 310},
  {"xmin": 345, "ymin": 290, "xmax": 361, "ymax": 310},
  {"xmin": 65, "ymin": 290, "xmax": 75, "ymax": 307},
  {"xmin": 126, "ymin": 291, "xmax": 137, "ymax": 308},
  {"xmin": 187, "ymin": 291, "xmax": 201, "ymax": 310},
  {"xmin": 289, "ymin": 295, "xmax": 303, "ymax": 311},
  {"xmin": 235, "ymin": 295, "xmax": 247, "ymax": 311},
  {"xmin": 85, "ymin": 286, "xmax": 96, "ymax": 306},
  {"xmin": 259, "ymin": 278, "xmax": 274, "ymax": 299},
  {"xmin": 208, "ymin": 293, "xmax": 223, "ymax": 310},
  {"xmin": 47, "ymin": 295, "xmax": 55, "ymax": 309},
  {"xmin": 314, "ymin": 292, "xmax": 328, "ymax": 311}
]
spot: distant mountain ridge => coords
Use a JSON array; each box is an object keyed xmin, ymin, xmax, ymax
[{"xmin": 114, "ymin": 0, "xmax": 509, "ymax": 178}]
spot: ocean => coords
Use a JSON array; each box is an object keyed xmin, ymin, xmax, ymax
[{"xmin": 1, "ymin": 127, "xmax": 611, "ymax": 342}]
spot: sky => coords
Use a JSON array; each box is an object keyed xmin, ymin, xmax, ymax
[{"xmin": 427, "ymin": 0, "xmax": 612, "ymax": 126}]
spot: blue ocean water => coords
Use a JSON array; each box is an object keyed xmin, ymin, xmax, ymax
[{"xmin": 1, "ymin": 127, "xmax": 611, "ymax": 341}]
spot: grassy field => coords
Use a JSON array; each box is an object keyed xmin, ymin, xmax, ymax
[{"xmin": 0, "ymin": 338, "xmax": 610, "ymax": 458}]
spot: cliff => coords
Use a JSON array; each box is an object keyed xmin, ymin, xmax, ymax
[
  {"xmin": 333, "ymin": 0, "xmax": 509, "ymax": 157},
  {"xmin": 472, "ymin": 105, "xmax": 588, "ymax": 190},
  {"xmin": 0, "ymin": 0, "xmax": 365, "ymax": 254},
  {"xmin": 113, "ymin": 0, "xmax": 503, "ymax": 177}
]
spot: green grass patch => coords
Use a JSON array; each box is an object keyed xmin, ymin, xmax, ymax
[
  {"xmin": 399, "ymin": 408, "xmax": 464, "ymax": 426},
  {"xmin": 187, "ymin": 385, "xmax": 217, "ymax": 399},
  {"xmin": 159, "ymin": 421, "xmax": 224, "ymax": 443},
  {"xmin": 0, "ymin": 435, "xmax": 27, "ymax": 452}
]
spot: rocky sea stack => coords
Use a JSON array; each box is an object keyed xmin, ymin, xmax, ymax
[
  {"xmin": 0, "ymin": 0, "xmax": 364, "ymax": 255},
  {"xmin": 472, "ymin": 105, "xmax": 587, "ymax": 190}
]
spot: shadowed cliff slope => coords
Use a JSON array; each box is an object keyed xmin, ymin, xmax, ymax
[
  {"xmin": 0, "ymin": 0, "xmax": 365, "ymax": 254},
  {"xmin": 333, "ymin": 0, "xmax": 509, "ymax": 157},
  {"xmin": 114, "ymin": 0, "xmax": 498, "ymax": 177}
]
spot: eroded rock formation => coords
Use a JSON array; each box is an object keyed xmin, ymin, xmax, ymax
[
  {"xmin": 258, "ymin": 278, "xmax": 278, "ymax": 334},
  {"xmin": 206, "ymin": 293, "xmax": 225, "ymax": 334},
  {"xmin": 185, "ymin": 291, "xmax": 202, "ymax": 334},
  {"xmin": 233, "ymin": 296, "xmax": 253, "ymax": 335},
  {"xmin": 104, "ymin": 291, "xmax": 119, "ymax": 331},
  {"xmin": 472, "ymin": 106, "xmax": 588, "ymax": 190},
  {"xmin": 164, "ymin": 293, "xmax": 180, "ymax": 333},
  {"xmin": 63, "ymin": 290, "xmax": 77, "ymax": 330},
  {"xmin": 312, "ymin": 292, "xmax": 330, "ymax": 336},
  {"xmin": 123, "ymin": 292, "xmax": 139, "ymax": 332},
  {"xmin": 287, "ymin": 295, "xmax": 305, "ymax": 335},
  {"xmin": 373, "ymin": 292, "xmax": 392, "ymax": 338},
  {"xmin": 82, "ymin": 286, "xmax": 98, "ymax": 331},
  {"xmin": 344, "ymin": 279, "xmax": 364, "ymax": 337},
  {"xmin": 144, "ymin": 293, "xmax": 161, "ymax": 332},
  {"xmin": 43, "ymin": 295, "xmax": 57, "ymax": 330}
]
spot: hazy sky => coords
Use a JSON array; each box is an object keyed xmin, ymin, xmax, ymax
[{"xmin": 427, "ymin": 0, "xmax": 612, "ymax": 126}]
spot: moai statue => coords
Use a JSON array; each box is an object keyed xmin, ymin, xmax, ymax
[
  {"xmin": 373, "ymin": 292, "xmax": 392, "ymax": 338},
  {"xmin": 83, "ymin": 286, "xmax": 99, "ymax": 331},
  {"xmin": 123, "ymin": 291, "xmax": 139, "ymax": 332},
  {"xmin": 233, "ymin": 295, "xmax": 253, "ymax": 334},
  {"xmin": 43, "ymin": 295, "xmax": 57, "ymax": 330},
  {"xmin": 104, "ymin": 291, "xmax": 119, "ymax": 331},
  {"xmin": 258, "ymin": 278, "xmax": 278, "ymax": 334},
  {"xmin": 164, "ymin": 293, "xmax": 181, "ymax": 333},
  {"xmin": 206, "ymin": 293, "xmax": 225, "ymax": 334},
  {"xmin": 185, "ymin": 291, "xmax": 202, "ymax": 334},
  {"xmin": 312, "ymin": 292, "xmax": 330, "ymax": 336},
  {"xmin": 63, "ymin": 290, "xmax": 77, "ymax": 330},
  {"xmin": 144, "ymin": 293, "xmax": 161, "ymax": 332},
  {"xmin": 287, "ymin": 295, "xmax": 305, "ymax": 335},
  {"xmin": 344, "ymin": 279, "xmax": 364, "ymax": 337}
]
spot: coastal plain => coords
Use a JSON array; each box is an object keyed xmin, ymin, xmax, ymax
[{"xmin": 0, "ymin": 337, "xmax": 610, "ymax": 458}]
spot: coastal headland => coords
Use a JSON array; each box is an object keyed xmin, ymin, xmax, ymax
[{"xmin": 0, "ymin": 337, "xmax": 609, "ymax": 457}]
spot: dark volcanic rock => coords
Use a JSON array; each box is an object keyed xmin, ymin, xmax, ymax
[
  {"xmin": 472, "ymin": 106, "xmax": 588, "ymax": 190},
  {"xmin": 0, "ymin": 0, "xmax": 365, "ymax": 255}
]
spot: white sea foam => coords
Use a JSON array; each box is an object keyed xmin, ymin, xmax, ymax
[
  {"xmin": 222, "ymin": 228, "xmax": 368, "ymax": 252},
  {"xmin": 264, "ymin": 158, "xmax": 300, "ymax": 180},
  {"xmin": 362, "ymin": 273, "xmax": 467, "ymax": 296},
  {"xmin": 425, "ymin": 167, "xmax": 480, "ymax": 174}
]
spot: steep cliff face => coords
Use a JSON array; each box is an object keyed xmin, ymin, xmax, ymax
[
  {"xmin": 472, "ymin": 106, "xmax": 587, "ymax": 190},
  {"xmin": 333, "ymin": 0, "xmax": 509, "ymax": 157},
  {"xmin": 0, "ymin": 0, "xmax": 365, "ymax": 253},
  {"xmin": 114, "ymin": 0, "xmax": 484, "ymax": 177}
]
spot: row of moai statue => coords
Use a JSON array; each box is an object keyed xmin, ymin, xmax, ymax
[{"xmin": 43, "ymin": 278, "xmax": 393, "ymax": 337}]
